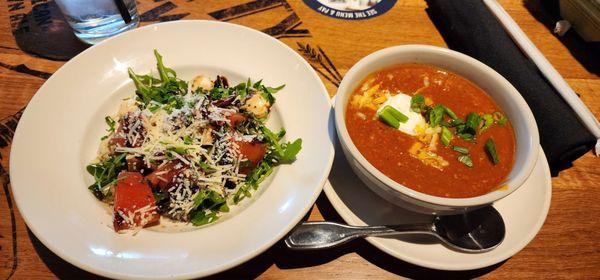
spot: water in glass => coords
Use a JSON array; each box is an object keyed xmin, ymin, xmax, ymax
[{"xmin": 55, "ymin": 0, "xmax": 139, "ymax": 44}]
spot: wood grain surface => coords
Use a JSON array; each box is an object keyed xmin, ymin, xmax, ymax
[{"xmin": 0, "ymin": 0, "xmax": 599, "ymax": 279}]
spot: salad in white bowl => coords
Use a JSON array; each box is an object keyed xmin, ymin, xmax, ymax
[{"xmin": 87, "ymin": 50, "xmax": 301, "ymax": 233}]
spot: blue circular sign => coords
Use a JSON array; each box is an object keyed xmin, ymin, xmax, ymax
[{"xmin": 303, "ymin": 0, "xmax": 397, "ymax": 20}]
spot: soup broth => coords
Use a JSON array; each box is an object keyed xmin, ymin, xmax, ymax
[{"xmin": 345, "ymin": 64, "xmax": 515, "ymax": 198}]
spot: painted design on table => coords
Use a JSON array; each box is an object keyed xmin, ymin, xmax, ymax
[
  {"xmin": 209, "ymin": 0, "xmax": 311, "ymax": 39},
  {"xmin": 0, "ymin": 110, "xmax": 23, "ymax": 278},
  {"xmin": 0, "ymin": 163, "xmax": 17, "ymax": 279},
  {"xmin": 0, "ymin": 109, "xmax": 23, "ymax": 149},
  {"xmin": 296, "ymin": 43, "xmax": 343, "ymax": 87},
  {"xmin": 139, "ymin": 1, "xmax": 190, "ymax": 22},
  {"xmin": 0, "ymin": 61, "xmax": 51, "ymax": 80}
]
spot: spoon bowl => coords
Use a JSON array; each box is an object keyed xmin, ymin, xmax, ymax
[
  {"xmin": 433, "ymin": 206, "xmax": 505, "ymax": 252},
  {"xmin": 285, "ymin": 206, "xmax": 505, "ymax": 253}
]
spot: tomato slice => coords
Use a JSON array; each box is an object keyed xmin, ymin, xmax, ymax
[
  {"xmin": 113, "ymin": 172, "xmax": 159, "ymax": 232},
  {"xmin": 145, "ymin": 161, "xmax": 186, "ymax": 191},
  {"xmin": 235, "ymin": 141, "xmax": 267, "ymax": 174},
  {"xmin": 109, "ymin": 135, "xmax": 127, "ymax": 148},
  {"xmin": 227, "ymin": 113, "xmax": 247, "ymax": 127}
]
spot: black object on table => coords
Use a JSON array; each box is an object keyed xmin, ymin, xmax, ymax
[
  {"xmin": 426, "ymin": 0, "xmax": 596, "ymax": 175},
  {"xmin": 114, "ymin": 0, "xmax": 133, "ymax": 24}
]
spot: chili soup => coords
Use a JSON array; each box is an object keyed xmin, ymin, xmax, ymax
[{"xmin": 345, "ymin": 64, "xmax": 516, "ymax": 198}]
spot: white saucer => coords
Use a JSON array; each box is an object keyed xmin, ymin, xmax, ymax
[{"xmin": 323, "ymin": 141, "xmax": 552, "ymax": 271}]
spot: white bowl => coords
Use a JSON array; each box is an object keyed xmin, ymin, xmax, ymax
[
  {"xmin": 10, "ymin": 20, "xmax": 334, "ymax": 279},
  {"xmin": 334, "ymin": 45, "xmax": 539, "ymax": 214}
]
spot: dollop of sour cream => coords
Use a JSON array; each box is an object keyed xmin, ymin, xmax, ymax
[{"xmin": 376, "ymin": 92, "xmax": 425, "ymax": 136}]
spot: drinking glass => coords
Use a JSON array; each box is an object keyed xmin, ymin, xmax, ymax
[{"xmin": 54, "ymin": 0, "xmax": 139, "ymax": 44}]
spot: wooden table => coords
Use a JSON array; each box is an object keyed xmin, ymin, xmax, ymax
[{"xmin": 0, "ymin": 0, "xmax": 598, "ymax": 279}]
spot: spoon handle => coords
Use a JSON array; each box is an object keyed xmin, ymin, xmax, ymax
[{"xmin": 285, "ymin": 221, "xmax": 433, "ymax": 250}]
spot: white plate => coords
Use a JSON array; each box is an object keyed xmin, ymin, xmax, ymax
[
  {"xmin": 10, "ymin": 20, "xmax": 334, "ymax": 279},
  {"xmin": 324, "ymin": 140, "xmax": 551, "ymax": 271}
]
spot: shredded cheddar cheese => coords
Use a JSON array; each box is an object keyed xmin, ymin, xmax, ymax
[
  {"xmin": 408, "ymin": 142, "xmax": 449, "ymax": 171},
  {"xmin": 350, "ymin": 84, "xmax": 391, "ymax": 110}
]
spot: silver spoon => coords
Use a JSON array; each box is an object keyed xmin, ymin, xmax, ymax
[{"xmin": 285, "ymin": 206, "xmax": 505, "ymax": 253}]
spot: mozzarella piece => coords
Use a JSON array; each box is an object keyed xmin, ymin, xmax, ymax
[
  {"xmin": 191, "ymin": 75, "xmax": 214, "ymax": 91},
  {"xmin": 243, "ymin": 94, "xmax": 270, "ymax": 118}
]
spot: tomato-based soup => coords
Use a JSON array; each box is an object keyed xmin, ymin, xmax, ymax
[{"xmin": 345, "ymin": 64, "xmax": 515, "ymax": 198}]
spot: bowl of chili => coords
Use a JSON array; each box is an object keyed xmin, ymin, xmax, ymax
[{"xmin": 334, "ymin": 45, "xmax": 539, "ymax": 215}]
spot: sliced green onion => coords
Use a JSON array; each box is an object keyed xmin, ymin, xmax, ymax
[
  {"xmin": 378, "ymin": 110, "xmax": 400, "ymax": 129},
  {"xmin": 449, "ymin": 118, "xmax": 465, "ymax": 127},
  {"xmin": 441, "ymin": 126, "xmax": 453, "ymax": 146},
  {"xmin": 383, "ymin": 105, "xmax": 409, "ymax": 123},
  {"xmin": 410, "ymin": 94, "xmax": 425, "ymax": 112},
  {"xmin": 443, "ymin": 106, "xmax": 458, "ymax": 120},
  {"xmin": 480, "ymin": 114, "xmax": 494, "ymax": 133},
  {"xmin": 428, "ymin": 105, "xmax": 445, "ymax": 127},
  {"xmin": 453, "ymin": 146, "xmax": 469, "ymax": 154},
  {"xmin": 493, "ymin": 112, "xmax": 508, "ymax": 125},
  {"xmin": 465, "ymin": 112, "xmax": 481, "ymax": 133},
  {"xmin": 485, "ymin": 138, "xmax": 500, "ymax": 164},
  {"xmin": 458, "ymin": 133, "xmax": 474, "ymax": 141},
  {"xmin": 458, "ymin": 155, "xmax": 474, "ymax": 168}
]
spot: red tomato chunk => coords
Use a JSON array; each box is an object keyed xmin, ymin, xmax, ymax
[
  {"xmin": 235, "ymin": 141, "xmax": 267, "ymax": 174},
  {"xmin": 113, "ymin": 172, "xmax": 159, "ymax": 232}
]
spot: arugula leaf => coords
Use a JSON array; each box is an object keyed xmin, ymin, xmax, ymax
[
  {"xmin": 209, "ymin": 87, "xmax": 232, "ymax": 100},
  {"xmin": 105, "ymin": 116, "xmax": 116, "ymax": 133},
  {"xmin": 234, "ymin": 161, "xmax": 273, "ymax": 203},
  {"xmin": 188, "ymin": 189, "xmax": 228, "ymax": 226},
  {"xmin": 86, "ymin": 154, "xmax": 127, "ymax": 201},
  {"xmin": 100, "ymin": 116, "xmax": 117, "ymax": 140},
  {"xmin": 252, "ymin": 79, "xmax": 263, "ymax": 89},
  {"xmin": 282, "ymin": 139, "xmax": 302, "ymax": 162},
  {"xmin": 153, "ymin": 191, "xmax": 167, "ymax": 203},
  {"xmin": 154, "ymin": 49, "xmax": 177, "ymax": 83},
  {"xmin": 265, "ymin": 84, "xmax": 285, "ymax": 94},
  {"xmin": 190, "ymin": 210, "xmax": 219, "ymax": 226},
  {"xmin": 128, "ymin": 68, "xmax": 149, "ymax": 94},
  {"xmin": 232, "ymin": 126, "xmax": 301, "ymax": 204},
  {"xmin": 233, "ymin": 80, "xmax": 249, "ymax": 100},
  {"xmin": 127, "ymin": 50, "xmax": 188, "ymax": 109},
  {"xmin": 261, "ymin": 127, "xmax": 302, "ymax": 164},
  {"xmin": 262, "ymin": 127, "xmax": 285, "ymax": 156}
]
